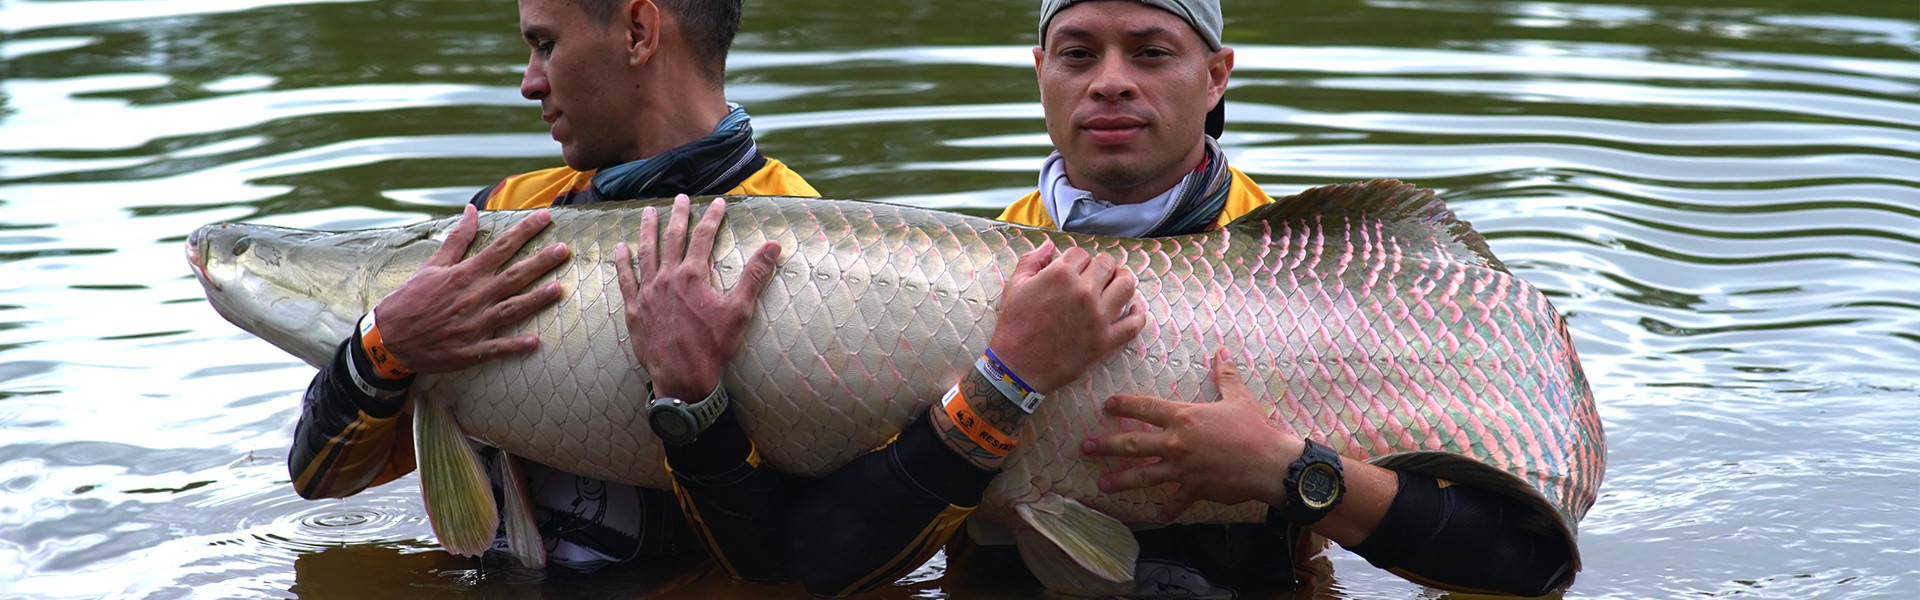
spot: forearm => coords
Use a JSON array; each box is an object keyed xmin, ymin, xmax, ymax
[
  {"xmin": 1347, "ymin": 470, "xmax": 1575, "ymax": 596},
  {"xmin": 289, "ymin": 336, "xmax": 415, "ymax": 499},
  {"xmin": 928, "ymin": 359, "xmax": 1038, "ymax": 471},
  {"xmin": 1303, "ymin": 456, "xmax": 1399, "ymax": 547},
  {"xmin": 1261, "ymin": 447, "xmax": 1571, "ymax": 595}
]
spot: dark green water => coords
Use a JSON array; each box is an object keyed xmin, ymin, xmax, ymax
[{"xmin": 2, "ymin": 0, "xmax": 1917, "ymax": 598}]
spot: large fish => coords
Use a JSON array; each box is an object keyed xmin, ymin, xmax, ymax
[{"xmin": 187, "ymin": 180, "xmax": 1604, "ymax": 587}]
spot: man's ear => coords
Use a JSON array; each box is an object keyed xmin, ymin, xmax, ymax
[
  {"xmin": 1206, "ymin": 47, "xmax": 1234, "ymax": 106},
  {"xmin": 1032, "ymin": 45, "xmax": 1046, "ymax": 99},
  {"xmin": 625, "ymin": 0, "xmax": 662, "ymax": 67}
]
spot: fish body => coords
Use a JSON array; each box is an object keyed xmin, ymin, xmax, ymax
[{"xmin": 189, "ymin": 181, "xmax": 1603, "ymax": 570}]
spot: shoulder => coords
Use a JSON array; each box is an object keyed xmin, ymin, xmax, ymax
[
  {"xmin": 996, "ymin": 190, "xmax": 1056, "ymax": 229},
  {"xmin": 729, "ymin": 158, "xmax": 820, "ymax": 197},
  {"xmin": 1215, "ymin": 167, "xmax": 1276, "ymax": 225},
  {"xmin": 473, "ymin": 166, "xmax": 597, "ymax": 210}
]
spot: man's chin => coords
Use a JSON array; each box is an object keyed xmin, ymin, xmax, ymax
[
  {"xmin": 559, "ymin": 148, "xmax": 604, "ymax": 172},
  {"xmin": 1070, "ymin": 156, "xmax": 1160, "ymax": 191}
]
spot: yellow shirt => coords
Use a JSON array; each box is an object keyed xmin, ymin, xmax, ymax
[
  {"xmin": 994, "ymin": 166, "xmax": 1274, "ymax": 228},
  {"xmin": 475, "ymin": 158, "xmax": 819, "ymax": 210}
]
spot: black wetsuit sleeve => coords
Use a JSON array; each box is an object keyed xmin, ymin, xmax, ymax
[
  {"xmin": 789, "ymin": 412, "xmax": 998, "ymax": 597},
  {"xmin": 664, "ymin": 400, "xmax": 996, "ymax": 598},
  {"xmin": 1348, "ymin": 470, "xmax": 1576, "ymax": 596},
  {"xmin": 659, "ymin": 407, "xmax": 811, "ymax": 584},
  {"xmin": 288, "ymin": 336, "xmax": 416, "ymax": 499}
]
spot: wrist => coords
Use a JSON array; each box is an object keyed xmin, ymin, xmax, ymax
[
  {"xmin": 1255, "ymin": 441, "xmax": 1300, "ymax": 506},
  {"xmin": 357, "ymin": 311, "xmax": 416, "ymax": 380},
  {"xmin": 978, "ymin": 348, "xmax": 1045, "ymax": 413},
  {"xmin": 649, "ymin": 369, "xmax": 718, "ymax": 402},
  {"xmin": 1275, "ymin": 439, "xmax": 1346, "ymax": 526},
  {"xmin": 346, "ymin": 314, "xmax": 414, "ymax": 401},
  {"xmin": 981, "ymin": 341, "xmax": 1062, "ymax": 393},
  {"xmin": 930, "ymin": 365, "xmax": 1031, "ymax": 470},
  {"xmin": 653, "ymin": 382, "xmax": 708, "ymax": 402},
  {"xmin": 647, "ymin": 379, "xmax": 729, "ymax": 446}
]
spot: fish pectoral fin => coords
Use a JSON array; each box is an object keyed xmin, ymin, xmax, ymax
[
  {"xmin": 1012, "ymin": 494, "xmax": 1138, "ymax": 591},
  {"xmin": 496, "ymin": 453, "xmax": 546, "ymax": 569},
  {"xmin": 413, "ymin": 392, "xmax": 498, "ymax": 558}
]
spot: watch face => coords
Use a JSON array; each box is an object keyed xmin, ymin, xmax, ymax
[
  {"xmin": 650, "ymin": 405, "xmax": 694, "ymax": 443},
  {"xmin": 1299, "ymin": 463, "xmax": 1341, "ymax": 508}
]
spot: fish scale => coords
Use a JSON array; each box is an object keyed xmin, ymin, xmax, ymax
[{"xmin": 189, "ymin": 180, "xmax": 1603, "ymax": 545}]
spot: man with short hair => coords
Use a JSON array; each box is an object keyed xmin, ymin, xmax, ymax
[
  {"xmin": 632, "ymin": 1, "xmax": 1574, "ymax": 596},
  {"xmin": 287, "ymin": 0, "xmax": 815, "ymax": 572},
  {"xmin": 981, "ymin": 0, "xmax": 1580, "ymax": 597},
  {"xmin": 966, "ymin": 3, "xmax": 1295, "ymax": 596}
]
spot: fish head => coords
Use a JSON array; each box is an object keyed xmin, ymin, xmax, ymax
[{"xmin": 188, "ymin": 221, "xmax": 386, "ymax": 368}]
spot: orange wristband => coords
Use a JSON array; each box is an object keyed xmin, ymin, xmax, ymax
[
  {"xmin": 941, "ymin": 384, "xmax": 1016, "ymax": 457},
  {"xmin": 358, "ymin": 312, "xmax": 415, "ymax": 380}
]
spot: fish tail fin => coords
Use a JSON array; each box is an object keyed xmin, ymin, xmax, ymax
[
  {"xmin": 1012, "ymin": 494, "xmax": 1137, "ymax": 594},
  {"xmin": 413, "ymin": 391, "xmax": 498, "ymax": 557},
  {"xmin": 497, "ymin": 453, "xmax": 546, "ymax": 568}
]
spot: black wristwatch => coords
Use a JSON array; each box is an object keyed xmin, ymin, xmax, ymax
[
  {"xmin": 1277, "ymin": 439, "xmax": 1346, "ymax": 525},
  {"xmin": 647, "ymin": 381, "xmax": 729, "ymax": 446}
]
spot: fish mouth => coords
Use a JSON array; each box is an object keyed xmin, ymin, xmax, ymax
[{"xmin": 186, "ymin": 226, "xmax": 220, "ymax": 292}]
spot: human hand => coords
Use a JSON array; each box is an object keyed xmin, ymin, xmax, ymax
[
  {"xmin": 985, "ymin": 240, "xmax": 1146, "ymax": 394},
  {"xmin": 1082, "ymin": 347, "xmax": 1306, "ymax": 520},
  {"xmin": 372, "ymin": 204, "xmax": 569, "ymax": 374},
  {"xmin": 614, "ymin": 195, "xmax": 781, "ymax": 400}
]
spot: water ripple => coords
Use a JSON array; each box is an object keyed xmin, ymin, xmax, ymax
[{"xmin": 3, "ymin": 0, "xmax": 1919, "ymax": 598}]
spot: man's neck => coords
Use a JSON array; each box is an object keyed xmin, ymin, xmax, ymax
[
  {"xmin": 628, "ymin": 89, "xmax": 731, "ymax": 161},
  {"xmin": 617, "ymin": 54, "xmax": 732, "ymax": 163},
  {"xmin": 1065, "ymin": 139, "xmax": 1208, "ymax": 205}
]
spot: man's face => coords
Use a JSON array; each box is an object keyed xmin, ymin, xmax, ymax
[
  {"xmin": 1036, "ymin": 1, "xmax": 1228, "ymax": 195},
  {"xmin": 520, "ymin": 0, "xmax": 637, "ymax": 170}
]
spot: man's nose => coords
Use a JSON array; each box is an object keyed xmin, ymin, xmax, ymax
[
  {"xmin": 1087, "ymin": 55, "xmax": 1137, "ymax": 100},
  {"xmin": 521, "ymin": 59, "xmax": 547, "ymax": 100}
]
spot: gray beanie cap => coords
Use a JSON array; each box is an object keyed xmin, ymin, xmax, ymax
[{"xmin": 1038, "ymin": 0, "xmax": 1224, "ymax": 51}]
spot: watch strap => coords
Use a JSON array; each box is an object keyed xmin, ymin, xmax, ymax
[{"xmin": 685, "ymin": 381, "xmax": 730, "ymax": 432}]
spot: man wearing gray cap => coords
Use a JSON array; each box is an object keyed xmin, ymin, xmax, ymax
[
  {"xmin": 641, "ymin": 0, "xmax": 1576, "ymax": 597},
  {"xmin": 976, "ymin": 0, "xmax": 1581, "ymax": 598}
]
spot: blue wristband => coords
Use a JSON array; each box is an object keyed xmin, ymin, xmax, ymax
[
  {"xmin": 978, "ymin": 348, "xmax": 1045, "ymax": 413},
  {"xmin": 982, "ymin": 347, "xmax": 1038, "ymax": 394}
]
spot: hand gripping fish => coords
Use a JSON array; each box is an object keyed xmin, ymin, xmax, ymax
[{"xmin": 187, "ymin": 180, "xmax": 1604, "ymax": 588}]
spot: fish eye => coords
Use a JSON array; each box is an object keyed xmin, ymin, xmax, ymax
[{"xmin": 231, "ymin": 237, "xmax": 251, "ymax": 257}]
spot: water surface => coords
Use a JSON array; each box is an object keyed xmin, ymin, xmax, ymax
[{"xmin": 3, "ymin": 0, "xmax": 1918, "ymax": 598}]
